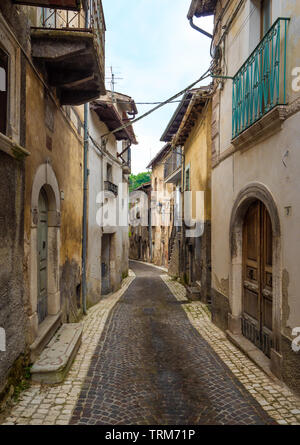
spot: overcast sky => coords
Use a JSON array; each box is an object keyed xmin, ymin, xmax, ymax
[{"xmin": 102, "ymin": 0, "xmax": 213, "ymax": 174}]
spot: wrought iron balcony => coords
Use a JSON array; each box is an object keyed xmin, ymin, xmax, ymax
[
  {"xmin": 232, "ymin": 18, "xmax": 290, "ymax": 139},
  {"xmin": 104, "ymin": 181, "xmax": 118, "ymax": 196},
  {"xmin": 164, "ymin": 147, "xmax": 182, "ymax": 183},
  {"xmin": 30, "ymin": 0, "xmax": 106, "ymax": 105}
]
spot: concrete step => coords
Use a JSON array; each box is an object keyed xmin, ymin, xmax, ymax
[{"xmin": 31, "ymin": 323, "xmax": 82, "ymax": 384}]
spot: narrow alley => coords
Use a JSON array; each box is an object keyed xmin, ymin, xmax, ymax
[
  {"xmin": 1, "ymin": 0, "xmax": 300, "ymax": 429},
  {"xmin": 69, "ymin": 261, "xmax": 274, "ymax": 425},
  {"xmin": 2, "ymin": 261, "xmax": 300, "ymax": 425}
]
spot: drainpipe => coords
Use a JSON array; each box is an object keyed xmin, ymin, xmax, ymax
[
  {"xmin": 149, "ymin": 195, "xmax": 152, "ymax": 262},
  {"xmin": 82, "ymin": 4, "xmax": 90, "ymax": 316},
  {"xmin": 82, "ymin": 103, "xmax": 88, "ymax": 316},
  {"xmin": 189, "ymin": 17, "xmax": 213, "ymax": 39}
]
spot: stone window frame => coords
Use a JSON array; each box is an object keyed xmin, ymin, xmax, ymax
[{"xmin": 0, "ymin": 13, "xmax": 21, "ymax": 145}]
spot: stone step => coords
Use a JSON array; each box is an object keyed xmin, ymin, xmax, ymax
[
  {"xmin": 187, "ymin": 286, "xmax": 202, "ymax": 301},
  {"xmin": 31, "ymin": 323, "xmax": 82, "ymax": 384}
]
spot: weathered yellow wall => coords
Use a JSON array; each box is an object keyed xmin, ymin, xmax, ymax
[
  {"xmin": 151, "ymin": 159, "xmax": 173, "ymax": 266},
  {"xmin": 183, "ymin": 102, "xmax": 212, "ymax": 221},
  {"xmin": 24, "ymin": 63, "xmax": 84, "ymax": 322}
]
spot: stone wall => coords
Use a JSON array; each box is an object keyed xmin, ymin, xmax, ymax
[
  {"xmin": 211, "ymin": 289, "xmax": 230, "ymax": 333},
  {"xmin": 281, "ymin": 335, "xmax": 300, "ymax": 397},
  {"xmin": 0, "ymin": 152, "xmax": 27, "ymax": 406}
]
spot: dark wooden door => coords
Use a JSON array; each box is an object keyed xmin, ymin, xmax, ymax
[
  {"xmin": 37, "ymin": 188, "xmax": 48, "ymax": 324},
  {"xmin": 101, "ymin": 234, "xmax": 111, "ymax": 295},
  {"xmin": 242, "ymin": 200, "xmax": 273, "ymax": 357},
  {"xmin": 0, "ymin": 48, "xmax": 8, "ymax": 135}
]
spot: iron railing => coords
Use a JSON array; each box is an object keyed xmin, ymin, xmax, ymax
[
  {"xmin": 104, "ymin": 181, "xmax": 118, "ymax": 196},
  {"xmin": 232, "ymin": 17, "xmax": 289, "ymax": 139},
  {"xmin": 164, "ymin": 146, "xmax": 182, "ymax": 180},
  {"xmin": 39, "ymin": 0, "xmax": 105, "ymax": 73}
]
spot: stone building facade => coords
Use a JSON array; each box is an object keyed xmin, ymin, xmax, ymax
[
  {"xmin": 147, "ymin": 144, "xmax": 174, "ymax": 268},
  {"xmin": 160, "ymin": 88, "xmax": 212, "ymax": 303},
  {"xmin": 87, "ymin": 91, "xmax": 138, "ymax": 304},
  {"xmin": 0, "ymin": 0, "xmax": 106, "ymax": 405},
  {"xmin": 129, "ymin": 181, "xmax": 152, "ymax": 263},
  {"xmin": 189, "ymin": 0, "xmax": 300, "ymax": 394}
]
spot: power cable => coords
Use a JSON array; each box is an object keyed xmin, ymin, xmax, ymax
[{"xmin": 101, "ymin": 69, "xmax": 212, "ymax": 140}]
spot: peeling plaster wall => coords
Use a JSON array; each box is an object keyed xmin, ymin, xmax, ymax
[
  {"xmin": 24, "ymin": 63, "xmax": 84, "ymax": 326},
  {"xmin": 0, "ymin": 152, "xmax": 26, "ymax": 401},
  {"xmin": 181, "ymin": 102, "xmax": 212, "ymax": 300},
  {"xmin": 0, "ymin": 1, "xmax": 29, "ymax": 405},
  {"xmin": 151, "ymin": 161, "xmax": 173, "ymax": 267},
  {"xmin": 211, "ymin": 0, "xmax": 300, "ymax": 389}
]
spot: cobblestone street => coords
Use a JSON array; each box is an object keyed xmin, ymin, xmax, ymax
[{"xmin": 1, "ymin": 261, "xmax": 300, "ymax": 425}]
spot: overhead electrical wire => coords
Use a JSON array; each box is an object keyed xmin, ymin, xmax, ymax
[{"xmin": 101, "ymin": 68, "xmax": 212, "ymax": 141}]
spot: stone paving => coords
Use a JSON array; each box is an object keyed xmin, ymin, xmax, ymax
[
  {"xmin": 161, "ymin": 274, "xmax": 300, "ymax": 425},
  {"xmin": 68, "ymin": 262, "xmax": 276, "ymax": 425},
  {"xmin": 1, "ymin": 261, "xmax": 300, "ymax": 425},
  {"xmin": 0, "ymin": 272, "xmax": 135, "ymax": 425}
]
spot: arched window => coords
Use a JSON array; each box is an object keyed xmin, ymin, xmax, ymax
[{"xmin": 0, "ymin": 48, "xmax": 8, "ymax": 135}]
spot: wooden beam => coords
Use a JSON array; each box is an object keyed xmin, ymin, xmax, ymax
[
  {"xmin": 60, "ymin": 89, "xmax": 101, "ymax": 106},
  {"xmin": 49, "ymin": 70, "xmax": 94, "ymax": 88}
]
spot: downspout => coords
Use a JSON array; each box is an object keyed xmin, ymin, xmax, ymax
[
  {"xmin": 189, "ymin": 17, "xmax": 213, "ymax": 39},
  {"xmin": 82, "ymin": 4, "xmax": 90, "ymax": 316}
]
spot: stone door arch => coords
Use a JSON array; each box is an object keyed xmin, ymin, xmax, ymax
[
  {"xmin": 29, "ymin": 162, "xmax": 61, "ymax": 341},
  {"xmin": 229, "ymin": 183, "xmax": 282, "ymax": 376}
]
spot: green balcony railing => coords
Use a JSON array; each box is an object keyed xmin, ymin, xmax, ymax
[{"xmin": 232, "ymin": 17, "xmax": 290, "ymax": 139}]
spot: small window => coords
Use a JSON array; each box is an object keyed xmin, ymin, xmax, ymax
[
  {"xmin": 0, "ymin": 48, "xmax": 8, "ymax": 135},
  {"xmin": 107, "ymin": 163, "xmax": 112, "ymax": 182},
  {"xmin": 261, "ymin": 0, "xmax": 272, "ymax": 37},
  {"xmin": 185, "ymin": 167, "xmax": 190, "ymax": 191}
]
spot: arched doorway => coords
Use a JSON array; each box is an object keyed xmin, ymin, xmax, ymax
[
  {"xmin": 229, "ymin": 183, "xmax": 282, "ymax": 377},
  {"xmin": 37, "ymin": 188, "xmax": 48, "ymax": 324},
  {"xmin": 29, "ymin": 162, "xmax": 61, "ymax": 348},
  {"xmin": 242, "ymin": 200, "xmax": 273, "ymax": 357}
]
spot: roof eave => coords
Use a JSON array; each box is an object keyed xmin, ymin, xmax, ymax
[{"xmin": 187, "ymin": 0, "xmax": 217, "ymax": 19}]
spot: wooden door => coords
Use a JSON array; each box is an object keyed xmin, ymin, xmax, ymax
[
  {"xmin": 37, "ymin": 188, "xmax": 48, "ymax": 324},
  {"xmin": 242, "ymin": 200, "xmax": 273, "ymax": 357},
  {"xmin": 0, "ymin": 48, "xmax": 8, "ymax": 135},
  {"xmin": 101, "ymin": 234, "xmax": 111, "ymax": 295}
]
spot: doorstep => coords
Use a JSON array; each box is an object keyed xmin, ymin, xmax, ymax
[
  {"xmin": 226, "ymin": 330, "xmax": 277, "ymax": 381},
  {"xmin": 30, "ymin": 311, "xmax": 62, "ymax": 362},
  {"xmin": 31, "ymin": 323, "xmax": 82, "ymax": 384}
]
